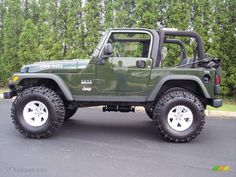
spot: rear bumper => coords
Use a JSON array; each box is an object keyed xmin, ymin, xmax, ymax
[
  {"xmin": 3, "ymin": 91, "xmax": 16, "ymax": 99},
  {"xmin": 210, "ymin": 99, "xmax": 222, "ymax": 108}
]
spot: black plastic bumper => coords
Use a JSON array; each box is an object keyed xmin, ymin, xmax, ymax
[
  {"xmin": 210, "ymin": 99, "xmax": 222, "ymax": 108},
  {"xmin": 3, "ymin": 91, "xmax": 15, "ymax": 99}
]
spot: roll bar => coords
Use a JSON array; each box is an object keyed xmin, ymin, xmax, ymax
[
  {"xmin": 161, "ymin": 30, "xmax": 205, "ymax": 61},
  {"xmin": 164, "ymin": 39, "xmax": 187, "ymax": 60}
]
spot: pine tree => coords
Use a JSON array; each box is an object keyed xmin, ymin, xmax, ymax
[
  {"xmin": 209, "ymin": 0, "xmax": 236, "ymax": 96},
  {"xmin": 191, "ymin": 0, "xmax": 214, "ymax": 52},
  {"xmin": 84, "ymin": 0, "xmax": 102, "ymax": 56},
  {"xmin": 104, "ymin": 0, "xmax": 115, "ymax": 29},
  {"xmin": 1, "ymin": 0, "xmax": 24, "ymax": 84},
  {"xmin": 18, "ymin": 19, "xmax": 39, "ymax": 65},
  {"xmin": 135, "ymin": 0, "xmax": 159, "ymax": 29},
  {"xmin": 56, "ymin": 0, "xmax": 70, "ymax": 58},
  {"xmin": 66, "ymin": 0, "xmax": 87, "ymax": 59},
  {"xmin": 0, "ymin": 0, "xmax": 6, "ymax": 86},
  {"xmin": 0, "ymin": 1, "xmax": 6, "ymax": 55},
  {"xmin": 114, "ymin": 0, "xmax": 136, "ymax": 28},
  {"xmin": 36, "ymin": 0, "xmax": 61, "ymax": 60}
]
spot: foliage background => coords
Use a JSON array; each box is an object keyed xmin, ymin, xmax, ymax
[{"xmin": 0, "ymin": 0, "xmax": 235, "ymax": 97}]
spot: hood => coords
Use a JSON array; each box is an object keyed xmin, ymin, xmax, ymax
[{"xmin": 21, "ymin": 59, "xmax": 90, "ymax": 73}]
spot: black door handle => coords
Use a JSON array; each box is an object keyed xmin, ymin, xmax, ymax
[{"xmin": 136, "ymin": 60, "xmax": 146, "ymax": 68}]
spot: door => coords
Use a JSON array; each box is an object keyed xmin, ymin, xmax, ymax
[{"xmin": 96, "ymin": 31, "xmax": 153, "ymax": 95}]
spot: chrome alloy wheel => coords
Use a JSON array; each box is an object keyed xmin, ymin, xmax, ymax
[
  {"xmin": 23, "ymin": 101, "xmax": 49, "ymax": 127},
  {"xmin": 167, "ymin": 105, "xmax": 193, "ymax": 131}
]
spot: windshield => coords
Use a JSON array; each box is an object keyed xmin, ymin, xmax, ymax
[
  {"xmin": 91, "ymin": 30, "xmax": 109, "ymax": 58},
  {"xmin": 96, "ymin": 30, "xmax": 109, "ymax": 50}
]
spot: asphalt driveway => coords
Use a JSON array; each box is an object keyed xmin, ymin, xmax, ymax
[{"xmin": 0, "ymin": 100, "xmax": 235, "ymax": 177}]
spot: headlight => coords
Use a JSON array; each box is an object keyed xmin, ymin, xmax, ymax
[{"xmin": 12, "ymin": 76, "xmax": 20, "ymax": 82}]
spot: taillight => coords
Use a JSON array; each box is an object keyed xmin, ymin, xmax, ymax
[
  {"xmin": 215, "ymin": 75, "xmax": 221, "ymax": 85},
  {"xmin": 214, "ymin": 60, "xmax": 221, "ymax": 95}
]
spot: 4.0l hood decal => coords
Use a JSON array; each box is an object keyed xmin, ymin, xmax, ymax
[{"xmin": 21, "ymin": 59, "xmax": 90, "ymax": 73}]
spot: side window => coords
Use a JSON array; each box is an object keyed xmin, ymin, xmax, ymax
[{"xmin": 108, "ymin": 32, "xmax": 151, "ymax": 58}]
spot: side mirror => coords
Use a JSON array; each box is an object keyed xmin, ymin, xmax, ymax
[
  {"xmin": 104, "ymin": 43, "xmax": 113, "ymax": 56},
  {"xmin": 98, "ymin": 43, "xmax": 113, "ymax": 65}
]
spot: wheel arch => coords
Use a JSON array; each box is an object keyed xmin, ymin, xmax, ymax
[
  {"xmin": 14, "ymin": 74, "xmax": 73, "ymax": 101},
  {"xmin": 147, "ymin": 75, "xmax": 210, "ymax": 102}
]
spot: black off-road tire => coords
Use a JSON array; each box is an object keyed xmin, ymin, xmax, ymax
[
  {"xmin": 11, "ymin": 86, "xmax": 65, "ymax": 138},
  {"xmin": 145, "ymin": 88, "xmax": 186, "ymax": 121},
  {"xmin": 64, "ymin": 108, "xmax": 77, "ymax": 120},
  {"xmin": 153, "ymin": 90, "xmax": 205, "ymax": 143}
]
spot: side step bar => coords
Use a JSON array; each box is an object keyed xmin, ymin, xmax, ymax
[{"xmin": 103, "ymin": 105, "xmax": 135, "ymax": 113}]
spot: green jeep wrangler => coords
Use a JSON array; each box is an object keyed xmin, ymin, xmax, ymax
[{"xmin": 4, "ymin": 28, "xmax": 222, "ymax": 142}]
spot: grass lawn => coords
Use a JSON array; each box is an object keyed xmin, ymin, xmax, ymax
[
  {"xmin": 207, "ymin": 98, "xmax": 236, "ymax": 112},
  {"xmin": 207, "ymin": 104, "xmax": 236, "ymax": 112},
  {"xmin": 0, "ymin": 87, "xmax": 9, "ymax": 94}
]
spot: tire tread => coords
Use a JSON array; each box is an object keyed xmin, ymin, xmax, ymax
[
  {"xmin": 11, "ymin": 86, "xmax": 65, "ymax": 138},
  {"xmin": 153, "ymin": 90, "xmax": 205, "ymax": 143}
]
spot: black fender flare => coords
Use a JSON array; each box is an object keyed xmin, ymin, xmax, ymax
[
  {"xmin": 10, "ymin": 73, "xmax": 73, "ymax": 101},
  {"xmin": 147, "ymin": 75, "xmax": 210, "ymax": 101}
]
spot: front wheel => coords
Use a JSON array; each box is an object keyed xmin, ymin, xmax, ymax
[
  {"xmin": 11, "ymin": 86, "xmax": 65, "ymax": 138},
  {"xmin": 153, "ymin": 90, "xmax": 205, "ymax": 143}
]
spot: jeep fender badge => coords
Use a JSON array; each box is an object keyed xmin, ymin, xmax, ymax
[{"xmin": 82, "ymin": 87, "xmax": 92, "ymax": 92}]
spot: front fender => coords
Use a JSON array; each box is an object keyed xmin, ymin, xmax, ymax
[
  {"xmin": 147, "ymin": 75, "xmax": 211, "ymax": 101},
  {"xmin": 9, "ymin": 73, "xmax": 73, "ymax": 101}
]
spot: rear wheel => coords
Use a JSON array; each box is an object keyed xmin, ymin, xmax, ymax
[
  {"xmin": 153, "ymin": 90, "xmax": 205, "ymax": 143},
  {"xmin": 145, "ymin": 88, "xmax": 186, "ymax": 121},
  {"xmin": 11, "ymin": 86, "xmax": 65, "ymax": 138}
]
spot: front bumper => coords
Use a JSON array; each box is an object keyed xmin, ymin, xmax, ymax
[
  {"xmin": 3, "ymin": 91, "xmax": 16, "ymax": 99},
  {"xmin": 210, "ymin": 99, "xmax": 222, "ymax": 108}
]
